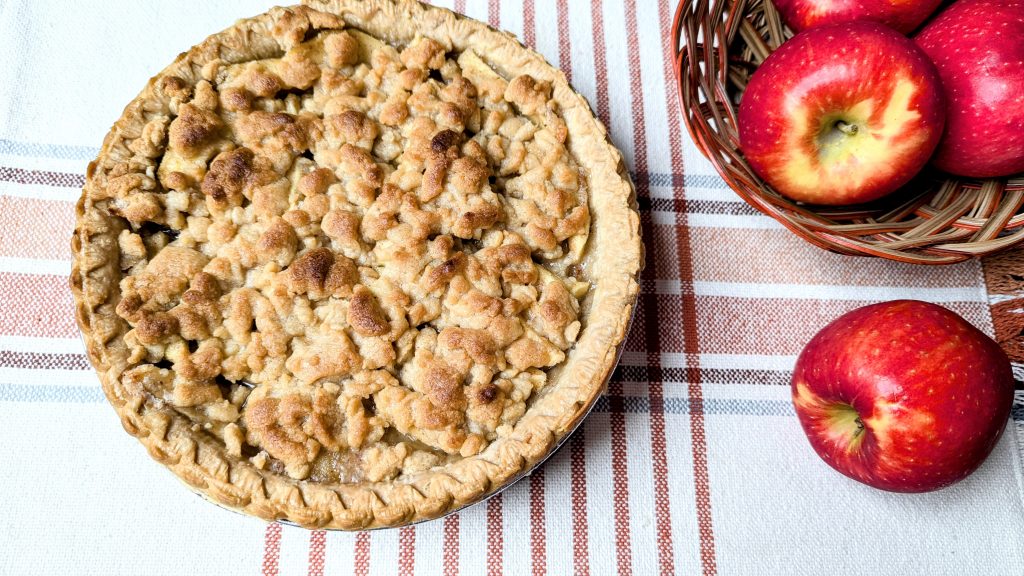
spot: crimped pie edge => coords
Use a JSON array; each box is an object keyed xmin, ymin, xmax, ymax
[{"xmin": 70, "ymin": 0, "xmax": 642, "ymax": 529}]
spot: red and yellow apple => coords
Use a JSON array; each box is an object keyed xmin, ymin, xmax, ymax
[
  {"xmin": 772, "ymin": 0, "xmax": 942, "ymax": 34},
  {"xmin": 915, "ymin": 0, "xmax": 1024, "ymax": 178},
  {"xmin": 738, "ymin": 22, "xmax": 945, "ymax": 205},
  {"xmin": 792, "ymin": 300, "xmax": 1014, "ymax": 493}
]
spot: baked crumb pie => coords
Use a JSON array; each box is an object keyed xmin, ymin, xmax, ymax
[{"xmin": 71, "ymin": 0, "xmax": 641, "ymax": 529}]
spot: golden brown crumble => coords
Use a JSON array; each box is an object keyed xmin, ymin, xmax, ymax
[{"xmin": 98, "ymin": 22, "xmax": 591, "ymax": 483}]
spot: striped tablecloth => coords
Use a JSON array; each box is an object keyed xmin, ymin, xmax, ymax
[{"xmin": 3, "ymin": 1, "xmax": 1024, "ymax": 574}]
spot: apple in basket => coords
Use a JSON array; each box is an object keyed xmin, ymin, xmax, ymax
[
  {"xmin": 915, "ymin": 0, "xmax": 1024, "ymax": 178},
  {"xmin": 738, "ymin": 21, "xmax": 946, "ymax": 206},
  {"xmin": 771, "ymin": 0, "xmax": 943, "ymax": 34},
  {"xmin": 791, "ymin": 301, "xmax": 1014, "ymax": 492}
]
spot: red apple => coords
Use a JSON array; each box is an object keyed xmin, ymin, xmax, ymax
[
  {"xmin": 915, "ymin": 0, "xmax": 1024, "ymax": 178},
  {"xmin": 792, "ymin": 300, "xmax": 1014, "ymax": 493},
  {"xmin": 772, "ymin": 0, "xmax": 943, "ymax": 34},
  {"xmin": 739, "ymin": 22, "xmax": 945, "ymax": 205}
]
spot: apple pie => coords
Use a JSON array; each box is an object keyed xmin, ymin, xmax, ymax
[{"xmin": 71, "ymin": 0, "xmax": 641, "ymax": 529}]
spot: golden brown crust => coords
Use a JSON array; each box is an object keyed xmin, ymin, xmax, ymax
[{"xmin": 70, "ymin": 0, "xmax": 641, "ymax": 530}]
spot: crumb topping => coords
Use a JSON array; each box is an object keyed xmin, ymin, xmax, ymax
[{"xmin": 99, "ymin": 14, "xmax": 591, "ymax": 483}]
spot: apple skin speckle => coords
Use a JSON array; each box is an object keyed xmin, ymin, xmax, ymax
[
  {"xmin": 915, "ymin": 0, "xmax": 1024, "ymax": 177},
  {"xmin": 791, "ymin": 300, "xmax": 1014, "ymax": 493}
]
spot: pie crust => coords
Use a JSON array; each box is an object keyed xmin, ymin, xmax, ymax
[{"xmin": 71, "ymin": 0, "xmax": 641, "ymax": 529}]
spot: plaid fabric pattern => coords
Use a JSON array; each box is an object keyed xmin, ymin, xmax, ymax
[{"xmin": 2, "ymin": 1, "xmax": 1024, "ymax": 574}]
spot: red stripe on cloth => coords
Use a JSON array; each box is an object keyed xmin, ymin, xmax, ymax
[
  {"xmin": 487, "ymin": 494, "xmax": 504, "ymax": 576},
  {"xmin": 261, "ymin": 523, "xmax": 282, "ymax": 576},
  {"xmin": 354, "ymin": 532, "xmax": 370, "ymax": 576},
  {"xmin": 647, "ymin": 352, "xmax": 676, "ymax": 572},
  {"xmin": 0, "ymin": 166, "xmax": 84, "ymax": 188},
  {"xmin": 443, "ymin": 514, "xmax": 460, "ymax": 575},
  {"xmin": 0, "ymin": 351, "xmax": 89, "ymax": 370},
  {"xmin": 398, "ymin": 526, "xmax": 416, "ymax": 575},
  {"xmin": 307, "ymin": 530, "xmax": 326, "ymax": 576},
  {"xmin": 559, "ymin": 9, "xmax": 589, "ymax": 573},
  {"xmin": 556, "ymin": 0, "xmax": 572, "ymax": 84},
  {"xmin": 523, "ymin": 0, "xmax": 536, "ymax": 47},
  {"xmin": 591, "ymin": 2, "xmax": 634, "ymax": 573},
  {"xmin": 608, "ymin": 382, "xmax": 634, "ymax": 575},
  {"xmin": 529, "ymin": 469, "xmax": 547, "ymax": 576},
  {"xmin": 570, "ymin": 433, "xmax": 591, "ymax": 576},
  {"xmin": 0, "ymin": 196, "xmax": 75, "ymax": 259},
  {"xmin": 558, "ymin": 8, "xmax": 589, "ymax": 574},
  {"xmin": 488, "ymin": 0, "xmax": 500, "ymax": 27},
  {"xmin": 589, "ymin": 0, "xmax": 610, "ymax": 126},
  {"xmin": 0, "ymin": 273, "xmax": 77, "ymax": 338},
  {"xmin": 484, "ymin": 13, "xmax": 504, "ymax": 575},
  {"xmin": 655, "ymin": 0, "xmax": 717, "ymax": 572},
  {"xmin": 687, "ymin": 374, "xmax": 717, "ymax": 576},
  {"xmin": 621, "ymin": 0, "xmax": 678, "ymax": 573}
]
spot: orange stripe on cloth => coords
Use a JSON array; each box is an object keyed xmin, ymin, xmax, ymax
[
  {"xmin": 692, "ymin": 296, "xmax": 989, "ymax": 356},
  {"xmin": 684, "ymin": 227, "xmax": 983, "ymax": 287},
  {"xmin": 0, "ymin": 196, "xmax": 75, "ymax": 260},
  {"xmin": 0, "ymin": 273, "xmax": 77, "ymax": 338}
]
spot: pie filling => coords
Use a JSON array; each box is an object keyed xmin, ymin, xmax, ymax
[{"xmin": 108, "ymin": 23, "xmax": 591, "ymax": 483}]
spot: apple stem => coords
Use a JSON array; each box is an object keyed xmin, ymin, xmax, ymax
[
  {"xmin": 854, "ymin": 417, "xmax": 864, "ymax": 437},
  {"xmin": 836, "ymin": 121, "xmax": 859, "ymax": 136}
]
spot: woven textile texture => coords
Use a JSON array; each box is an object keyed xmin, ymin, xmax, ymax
[{"xmin": 2, "ymin": 1, "xmax": 1024, "ymax": 575}]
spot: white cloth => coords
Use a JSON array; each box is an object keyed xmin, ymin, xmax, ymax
[{"xmin": 1, "ymin": 1, "xmax": 1023, "ymax": 574}]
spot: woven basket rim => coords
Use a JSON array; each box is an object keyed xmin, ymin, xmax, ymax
[{"xmin": 671, "ymin": 0, "xmax": 1024, "ymax": 265}]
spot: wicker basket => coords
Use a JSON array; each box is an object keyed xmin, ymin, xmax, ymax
[{"xmin": 671, "ymin": 0, "xmax": 1024, "ymax": 264}]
